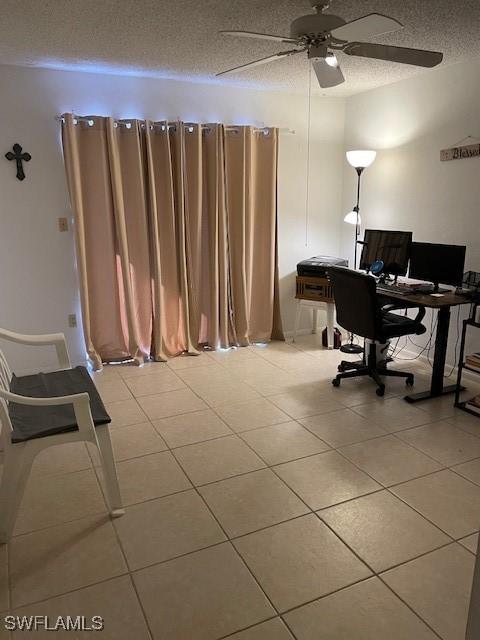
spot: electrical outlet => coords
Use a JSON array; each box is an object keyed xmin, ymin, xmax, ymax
[
  {"xmin": 58, "ymin": 217, "xmax": 68, "ymax": 232},
  {"xmin": 68, "ymin": 314, "xmax": 77, "ymax": 328}
]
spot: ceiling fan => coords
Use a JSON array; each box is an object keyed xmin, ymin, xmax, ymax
[{"xmin": 217, "ymin": 1, "xmax": 443, "ymax": 88}]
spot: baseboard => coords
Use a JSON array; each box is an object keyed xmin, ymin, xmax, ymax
[
  {"xmin": 284, "ymin": 328, "xmax": 320, "ymax": 339},
  {"xmin": 390, "ymin": 345, "xmax": 480, "ymax": 385},
  {"xmin": 284, "ymin": 328, "xmax": 349, "ymax": 340}
]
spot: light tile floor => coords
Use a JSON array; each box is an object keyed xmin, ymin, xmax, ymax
[{"xmin": 1, "ymin": 335, "xmax": 479, "ymax": 639}]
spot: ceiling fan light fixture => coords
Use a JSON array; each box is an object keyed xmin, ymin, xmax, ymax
[
  {"xmin": 346, "ymin": 150, "xmax": 377, "ymax": 169},
  {"xmin": 325, "ymin": 53, "xmax": 338, "ymax": 67}
]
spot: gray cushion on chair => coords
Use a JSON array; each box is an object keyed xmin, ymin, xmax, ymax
[{"xmin": 8, "ymin": 366, "xmax": 111, "ymax": 443}]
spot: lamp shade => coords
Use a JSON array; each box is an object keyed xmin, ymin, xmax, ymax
[
  {"xmin": 346, "ymin": 150, "xmax": 376, "ymax": 169},
  {"xmin": 344, "ymin": 211, "xmax": 361, "ymax": 225}
]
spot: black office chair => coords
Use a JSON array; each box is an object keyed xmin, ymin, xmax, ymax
[{"xmin": 329, "ymin": 267, "xmax": 427, "ymax": 397}]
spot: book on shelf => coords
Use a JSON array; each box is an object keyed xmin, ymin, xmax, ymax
[
  {"xmin": 465, "ymin": 402, "xmax": 480, "ymax": 415},
  {"xmin": 465, "ymin": 366, "xmax": 480, "ymax": 375},
  {"xmin": 465, "ymin": 353, "xmax": 480, "ymax": 370},
  {"xmin": 466, "ymin": 361, "xmax": 480, "ymax": 371},
  {"xmin": 465, "ymin": 395, "xmax": 480, "ymax": 415}
]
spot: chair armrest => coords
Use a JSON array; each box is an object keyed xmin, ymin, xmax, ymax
[
  {"xmin": 0, "ymin": 388, "xmax": 89, "ymax": 408},
  {"xmin": 0, "ymin": 388, "xmax": 94, "ymax": 441},
  {"xmin": 0, "ymin": 328, "xmax": 71, "ymax": 369},
  {"xmin": 381, "ymin": 304, "xmax": 426, "ymax": 324}
]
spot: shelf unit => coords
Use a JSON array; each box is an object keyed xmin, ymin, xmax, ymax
[{"xmin": 455, "ymin": 315, "xmax": 480, "ymax": 417}]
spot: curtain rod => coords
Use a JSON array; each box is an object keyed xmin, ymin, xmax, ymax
[{"xmin": 55, "ymin": 115, "xmax": 295, "ymax": 135}]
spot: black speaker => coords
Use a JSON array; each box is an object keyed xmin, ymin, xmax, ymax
[{"xmin": 322, "ymin": 327, "xmax": 342, "ymax": 349}]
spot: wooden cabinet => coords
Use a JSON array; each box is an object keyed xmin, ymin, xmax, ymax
[{"xmin": 295, "ymin": 276, "xmax": 334, "ymax": 303}]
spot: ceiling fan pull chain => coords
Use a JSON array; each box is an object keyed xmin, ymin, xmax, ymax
[{"xmin": 305, "ymin": 64, "xmax": 312, "ymax": 248}]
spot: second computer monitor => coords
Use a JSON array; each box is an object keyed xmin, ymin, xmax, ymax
[
  {"xmin": 360, "ymin": 230, "xmax": 413, "ymax": 277},
  {"xmin": 409, "ymin": 242, "xmax": 466, "ymax": 290}
]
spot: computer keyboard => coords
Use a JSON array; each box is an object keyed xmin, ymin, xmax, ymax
[
  {"xmin": 377, "ymin": 283, "xmax": 413, "ymax": 296},
  {"xmin": 376, "ymin": 282, "xmax": 434, "ymax": 296}
]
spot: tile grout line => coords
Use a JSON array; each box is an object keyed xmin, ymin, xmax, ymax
[
  {"xmin": 215, "ymin": 615, "xmax": 288, "ymax": 640},
  {"xmin": 448, "ymin": 464, "xmax": 480, "ymax": 487},
  {"xmin": 105, "ymin": 509, "xmax": 155, "ymax": 640},
  {"xmin": 375, "ymin": 573, "xmax": 445, "ymax": 640},
  {"xmin": 124, "ymin": 572, "xmax": 155, "ymax": 640},
  {"xmin": 383, "ymin": 484, "xmax": 478, "ymax": 543},
  {"xmin": 390, "ymin": 422, "xmax": 480, "ymax": 466}
]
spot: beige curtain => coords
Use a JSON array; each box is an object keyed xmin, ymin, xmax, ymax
[
  {"xmin": 61, "ymin": 115, "xmax": 282, "ymax": 368},
  {"xmin": 225, "ymin": 127, "xmax": 280, "ymax": 345}
]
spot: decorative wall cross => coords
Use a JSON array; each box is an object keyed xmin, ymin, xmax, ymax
[{"xmin": 5, "ymin": 144, "xmax": 31, "ymax": 181}]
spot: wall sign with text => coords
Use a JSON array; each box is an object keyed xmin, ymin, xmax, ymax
[{"xmin": 440, "ymin": 143, "xmax": 480, "ymax": 162}]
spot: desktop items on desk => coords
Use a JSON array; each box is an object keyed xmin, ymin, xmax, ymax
[
  {"xmin": 331, "ymin": 229, "xmax": 472, "ymax": 402},
  {"xmin": 359, "ymin": 231, "xmax": 468, "ymax": 297}
]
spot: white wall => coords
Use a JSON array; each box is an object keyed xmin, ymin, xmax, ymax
[
  {"xmin": 341, "ymin": 58, "xmax": 480, "ymax": 365},
  {"xmin": 0, "ymin": 64, "xmax": 346, "ymax": 372}
]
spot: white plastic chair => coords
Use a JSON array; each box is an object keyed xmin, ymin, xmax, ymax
[{"xmin": 0, "ymin": 328, "xmax": 124, "ymax": 543}]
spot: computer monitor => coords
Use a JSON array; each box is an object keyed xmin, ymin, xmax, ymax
[
  {"xmin": 359, "ymin": 229, "xmax": 412, "ymax": 277},
  {"xmin": 409, "ymin": 242, "xmax": 466, "ymax": 291}
]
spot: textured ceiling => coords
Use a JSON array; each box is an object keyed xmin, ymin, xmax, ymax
[{"xmin": 1, "ymin": 0, "xmax": 480, "ymax": 96}]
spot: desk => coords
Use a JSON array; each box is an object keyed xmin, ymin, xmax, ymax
[{"xmin": 378, "ymin": 289, "xmax": 471, "ymax": 403}]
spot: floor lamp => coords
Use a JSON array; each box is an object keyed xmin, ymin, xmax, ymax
[{"xmin": 340, "ymin": 149, "xmax": 377, "ymax": 355}]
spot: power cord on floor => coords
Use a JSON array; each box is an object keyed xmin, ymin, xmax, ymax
[
  {"xmin": 390, "ymin": 311, "xmax": 437, "ymax": 363},
  {"xmin": 387, "ymin": 308, "xmax": 409, "ymax": 360},
  {"xmin": 385, "ymin": 302, "xmax": 463, "ymax": 375},
  {"xmin": 444, "ymin": 305, "xmax": 462, "ymax": 378}
]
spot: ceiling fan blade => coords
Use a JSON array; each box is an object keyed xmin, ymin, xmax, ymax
[
  {"xmin": 216, "ymin": 49, "xmax": 304, "ymax": 77},
  {"xmin": 311, "ymin": 58, "xmax": 345, "ymax": 88},
  {"xmin": 343, "ymin": 42, "xmax": 443, "ymax": 67},
  {"xmin": 331, "ymin": 13, "xmax": 403, "ymax": 42},
  {"xmin": 220, "ymin": 30, "xmax": 298, "ymax": 44}
]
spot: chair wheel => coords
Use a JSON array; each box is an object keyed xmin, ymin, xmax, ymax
[
  {"xmin": 338, "ymin": 364, "xmax": 345, "ymax": 372},
  {"xmin": 406, "ymin": 375, "xmax": 414, "ymax": 387},
  {"xmin": 376, "ymin": 386, "xmax": 386, "ymax": 397},
  {"xmin": 332, "ymin": 379, "xmax": 341, "ymax": 388}
]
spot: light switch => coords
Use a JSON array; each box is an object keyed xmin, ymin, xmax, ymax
[
  {"xmin": 58, "ymin": 217, "xmax": 68, "ymax": 232},
  {"xmin": 68, "ymin": 314, "xmax": 77, "ymax": 328}
]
